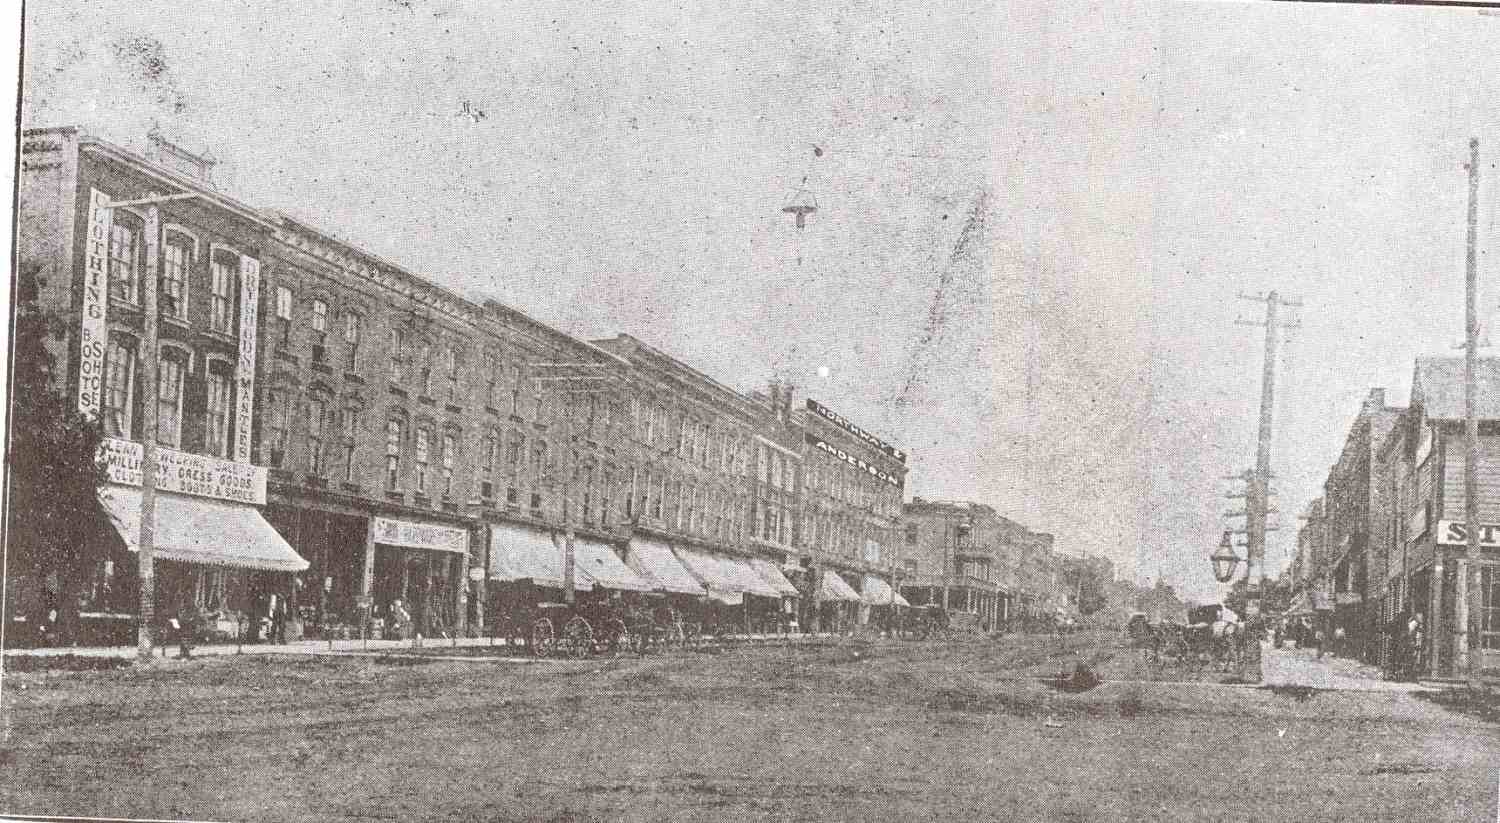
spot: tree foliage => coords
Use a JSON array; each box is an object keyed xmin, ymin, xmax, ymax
[{"xmin": 5, "ymin": 261, "xmax": 106, "ymax": 605}]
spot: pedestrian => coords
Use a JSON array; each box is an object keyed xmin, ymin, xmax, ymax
[
  {"xmin": 1314, "ymin": 622, "xmax": 1326, "ymax": 660},
  {"xmin": 177, "ymin": 598, "xmax": 200, "ymax": 659},
  {"xmin": 1408, "ymin": 612, "xmax": 1425, "ymax": 679}
]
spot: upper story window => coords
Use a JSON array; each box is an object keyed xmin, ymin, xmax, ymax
[
  {"xmin": 265, "ymin": 390, "xmax": 290, "ymax": 468},
  {"xmin": 310, "ymin": 299, "xmax": 328, "ymax": 364},
  {"xmin": 155, "ymin": 347, "xmax": 189, "ymax": 449},
  {"xmin": 343, "ymin": 311, "xmax": 362, "ymax": 372},
  {"xmin": 204, "ymin": 360, "xmax": 233, "ymax": 458},
  {"xmin": 273, "ymin": 285, "xmax": 293, "ymax": 346},
  {"xmin": 307, "ymin": 398, "xmax": 328, "ymax": 476},
  {"xmin": 414, "ymin": 426, "xmax": 432, "ymax": 493},
  {"xmin": 441, "ymin": 431, "xmax": 458, "ymax": 497},
  {"xmin": 389, "ymin": 328, "xmax": 407, "ymax": 383},
  {"xmin": 510, "ymin": 365, "xmax": 524, "ymax": 416},
  {"xmin": 447, "ymin": 347, "xmax": 462, "ymax": 404},
  {"xmin": 209, "ymin": 253, "xmax": 236, "ymax": 334},
  {"xmin": 108, "ymin": 215, "xmax": 142, "ymax": 304},
  {"xmin": 385, "ymin": 417, "xmax": 405, "ymax": 491},
  {"xmin": 485, "ymin": 355, "xmax": 500, "ymax": 408},
  {"xmin": 342, "ymin": 408, "xmax": 360, "ymax": 484},
  {"xmin": 417, "ymin": 340, "xmax": 433, "ymax": 396},
  {"xmin": 104, "ymin": 334, "xmax": 138, "ymax": 439},
  {"xmin": 160, "ymin": 234, "xmax": 192, "ymax": 321}
]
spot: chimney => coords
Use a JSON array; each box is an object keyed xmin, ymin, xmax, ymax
[{"xmin": 781, "ymin": 382, "xmax": 795, "ymax": 419}]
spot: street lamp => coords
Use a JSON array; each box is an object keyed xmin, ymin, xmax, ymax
[{"xmin": 1210, "ymin": 530, "xmax": 1242, "ymax": 584}]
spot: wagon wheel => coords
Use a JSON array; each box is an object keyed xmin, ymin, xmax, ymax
[
  {"xmin": 563, "ymin": 615, "xmax": 594, "ymax": 659},
  {"xmin": 530, "ymin": 617, "xmax": 556, "ymax": 658},
  {"xmin": 601, "ymin": 618, "xmax": 629, "ymax": 656}
]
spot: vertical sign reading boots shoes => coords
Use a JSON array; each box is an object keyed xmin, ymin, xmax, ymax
[
  {"xmin": 234, "ymin": 253, "xmax": 260, "ymax": 463},
  {"xmin": 78, "ymin": 188, "xmax": 112, "ymax": 417}
]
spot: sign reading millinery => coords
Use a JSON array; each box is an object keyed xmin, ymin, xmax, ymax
[
  {"xmin": 1436, "ymin": 520, "xmax": 1500, "ymax": 551},
  {"xmin": 77, "ymin": 188, "xmax": 113, "ymax": 418},
  {"xmin": 99, "ymin": 437, "xmax": 268, "ymax": 505},
  {"xmin": 806, "ymin": 399, "xmax": 906, "ymax": 463},
  {"xmin": 806, "ymin": 434, "xmax": 903, "ymax": 488},
  {"xmin": 373, "ymin": 517, "xmax": 468, "ymax": 553},
  {"xmin": 233, "ymin": 254, "xmax": 260, "ymax": 463}
]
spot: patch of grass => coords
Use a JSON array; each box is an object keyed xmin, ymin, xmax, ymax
[{"xmin": 3, "ymin": 654, "xmax": 131, "ymax": 673}]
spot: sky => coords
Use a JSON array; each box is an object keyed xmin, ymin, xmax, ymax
[{"xmin": 16, "ymin": 1, "xmax": 1500, "ymax": 602}]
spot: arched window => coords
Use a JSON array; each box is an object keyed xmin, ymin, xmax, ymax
[
  {"xmin": 480, "ymin": 428, "xmax": 499, "ymax": 499},
  {"xmin": 155, "ymin": 345, "xmax": 190, "ymax": 448},
  {"xmin": 385, "ymin": 415, "xmax": 406, "ymax": 491},
  {"xmin": 341, "ymin": 405, "xmax": 361, "ymax": 484},
  {"xmin": 342, "ymin": 311, "xmax": 363, "ymax": 372},
  {"xmin": 389, "ymin": 328, "xmax": 407, "ymax": 384},
  {"xmin": 414, "ymin": 425, "xmax": 432, "ymax": 493},
  {"xmin": 307, "ymin": 396, "xmax": 328, "ymax": 476},
  {"xmin": 265, "ymin": 389, "xmax": 291, "ymax": 468},
  {"xmin": 103, "ymin": 334, "xmax": 138, "ymax": 438},
  {"xmin": 416, "ymin": 339, "xmax": 433, "ymax": 397},
  {"xmin": 161, "ymin": 231, "xmax": 194, "ymax": 321},
  {"xmin": 204, "ymin": 359, "xmax": 234, "ymax": 458},
  {"xmin": 310, "ymin": 298, "xmax": 329, "ymax": 365},
  {"xmin": 209, "ymin": 252, "xmax": 237, "ymax": 334},
  {"xmin": 108, "ymin": 213, "xmax": 143, "ymax": 304},
  {"xmin": 441, "ymin": 429, "xmax": 459, "ymax": 497},
  {"xmin": 528, "ymin": 438, "xmax": 549, "ymax": 511}
]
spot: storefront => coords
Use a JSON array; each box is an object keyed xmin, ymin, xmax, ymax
[
  {"xmin": 365, "ymin": 515, "xmax": 470, "ymax": 640},
  {"xmin": 860, "ymin": 574, "xmax": 909, "ymax": 634},
  {"xmin": 673, "ymin": 546, "xmax": 786, "ymax": 634},
  {"xmin": 262, "ymin": 503, "xmax": 369, "ymax": 640},
  {"xmin": 817, "ymin": 568, "xmax": 863, "ymax": 633}
]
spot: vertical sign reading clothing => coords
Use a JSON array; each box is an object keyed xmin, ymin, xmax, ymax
[
  {"xmin": 233, "ymin": 254, "xmax": 260, "ymax": 463},
  {"xmin": 77, "ymin": 188, "xmax": 113, "ymax": 418}
]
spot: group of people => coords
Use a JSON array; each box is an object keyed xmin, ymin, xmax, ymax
[{"xmin": 1386, "ymin": 611, "xmax": 1426, "ymax": 681}]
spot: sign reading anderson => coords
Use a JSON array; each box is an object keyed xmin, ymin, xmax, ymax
[
  {"xmin": 806, "ymin": 433, "xmax": 903, "ymax": 488},
  {"xmin": 805, "ymin": 398, "xmax": 906, "ymax": 463}
]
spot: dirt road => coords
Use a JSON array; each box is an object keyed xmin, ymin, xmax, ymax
[{"xmin": 2, "ymin": 633, "xmax": 1493, "ymax": 821}]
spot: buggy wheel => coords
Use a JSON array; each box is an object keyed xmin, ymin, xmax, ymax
[
  {"xmin": 563, "ymin": 616, "xmax": 594, "ymax": 659},
  {"xmin": 530, "ymin": 617, "xmax": 556, "ymax": 658},
  {"xmin": 601, "ymin": 618, "xmax": 629, "ymax": 656}
]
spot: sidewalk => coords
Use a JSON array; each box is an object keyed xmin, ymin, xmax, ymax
[
  {"xmin": 1260, "ymin": 642, "xmax": 1434, "ymax": 692},
  {"xmin": 3, "ymin": 632, "xmax": 843, "ymax": 661}
]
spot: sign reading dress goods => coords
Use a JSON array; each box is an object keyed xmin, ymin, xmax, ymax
[
  {"xmin": 99, "ymin": 438, "xmax": 268, "ymax": 504},
  {"xmin": 77, "ymin": 188, "xmax": 113, "ymax": 418},
  {"xmin": 372, "ymin": 517, "xmax": 468, "ymax": 553}
]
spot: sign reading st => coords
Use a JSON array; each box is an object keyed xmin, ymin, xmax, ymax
[
  {"xmin": 99, "ymin": 438, "xmax": 268, "ymax": 505},
  {"xmin": 1435, "ymin": 520, "xmax": 1500, "ymax": 551}
]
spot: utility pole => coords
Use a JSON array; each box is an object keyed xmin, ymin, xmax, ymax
[
  {"xmin": 1235, "ymin": 291, "xmax": 1301, "ymax": 618},
  {"xmin": 138, "ymin": 203, "xmax": 160, "ymax": 660},
  {"xmin": 1463, "ymin": 137, "xmax": 1482, "ymax": 686},
  {"xmin": 532, "ymin": 361, "xmax": 617, "ymax": 604}
]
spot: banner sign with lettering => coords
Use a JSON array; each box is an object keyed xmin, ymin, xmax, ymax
[
  {"xmin": 78, "ymin": 188, "xmax": 113, "ymax": 418},
  {"xmin": 806, "ymin": 399, "xmax": 906, "ymax": 463},
  {"xmin": 373, "ymin": 517, "xmax": 469, "ymax": 554},
  {"xmin": 99, "ymin": 438, "xmax": 267, "ymax": 505},
  {"xmin": 806, "ymin": 434, "xmax": 903, "ymax": 488},
  {"xmin": 1436, "ymin": 520, "xmax": 1500, "ymax": 551},
  {"xmin": 233, "ymin": 254, "xmax": 260, "ymax": 463}
]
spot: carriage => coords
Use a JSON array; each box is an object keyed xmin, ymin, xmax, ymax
[{"xmin": 900, "ymin": 604, "xmax": 950, "ymax": 641}]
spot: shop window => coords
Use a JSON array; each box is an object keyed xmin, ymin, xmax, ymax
[
  {"xmin": 311, "ymin": 299, "xmax": 328, "ymax": 364},
  {"xmin": 343, "ymin": 311, "xmax": 362, "ymax": 372},
  {"xmin": 209, "ymin": 253, "xmax": 236, "ymax": 334},
  {"xmin": 204, "ymin": 361, "xmax": 233, "ymax": 458},
  {"xmin": 307, "ymin": 398, "xmax": 327, "ymax": 476},
  {"xmin": 155, "ymin": 348, "xmax": 187, "ymax": 448},
  {"xmin": 161, "ymin": 234, "xmax": 192, "ymax": 321},
  {"xmin": 108, "ymin": 214, "xmax": 142, "ymax": 304},
  {"xmin": 103, "ymin": 334, "xmax": 138, "ymax": 439}
]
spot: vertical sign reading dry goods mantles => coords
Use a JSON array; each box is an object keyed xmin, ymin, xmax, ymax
[
  {"xmin": 77, "ymin": 188, "xmax": 113, "ymax": 418},
  {"xmin": 233, "ymin": 254, "xmax": 260, "ymax": 463}
]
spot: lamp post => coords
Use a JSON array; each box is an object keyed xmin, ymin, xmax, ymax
[{"xmin": 1210, "ymin": 530, "xmax": 1243, "ymax": 585}]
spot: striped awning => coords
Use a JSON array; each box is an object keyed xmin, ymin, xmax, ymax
[
  {"xmin": 749, "ymin": 557, "xmax": 801, "ymax": 597},
  {"xmin": 573, "ymin": 539, "xmax": 654, "ymax": 592},
  {"xmin": 625, "ymin": 538, "xmax": 706, "ymax": 595},
  {"xmin": 819, "ymin": 570, "xmax": 863, "ymax": 602},
  {"xmin": 861, "ymin": 575, "xmax": 909, "ymax": 607},
  {"xmin": 488, "ymin": 524, "xmax": 593, "ymax": 591},
  {"xmin": 98, "ymin": 487, "xmax": 308, "ymax": 573}
]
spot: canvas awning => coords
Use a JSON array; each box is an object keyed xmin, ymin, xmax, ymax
[
  {"xmin": 673, "ymin": 547, "xmax": 782, "ymax": 600},
  {"xmin": 488, "ymin": 524, "xmax": 594, "ymax": 591},
  {"xmin": 625, "ymin": 538, "xmax": 705, "ymax": 595},
  {"xmin": 861, "ymin": 575, "xmax": 909, "ymax": 607},
  {"xmin": 819, "ymin": 570, "xmax": 863, "ymax": 602},
  {"xmin": 98, "ymin": 487, "xmax": 308, "ymax": 573},
  {"xmin": 749, "ymin": 557, "xmax": 801, "ymax": 597},
  {"xmin": 573, "ymin": 538, "xmax": 653, "ymax": 592}
]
